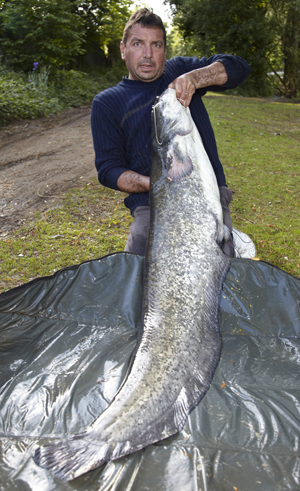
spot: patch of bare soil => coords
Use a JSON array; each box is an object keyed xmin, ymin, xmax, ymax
[{"xmin": 0, "ymin": 105, "xmax": 97, "ymax": 234}]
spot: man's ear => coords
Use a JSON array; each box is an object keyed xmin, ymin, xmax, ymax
[{"xmin": 120, "ymin": 41, "xmax": 126, "ymax": 60}]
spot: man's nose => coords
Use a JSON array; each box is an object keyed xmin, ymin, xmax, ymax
[{"xmin": 142, "ymin": 44, "xmax": 153, "ymax": 58}]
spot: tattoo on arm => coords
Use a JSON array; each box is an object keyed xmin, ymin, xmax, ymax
[{"xmin": 189, "ymin": 62, "xmax": 228, "ymax": 89}]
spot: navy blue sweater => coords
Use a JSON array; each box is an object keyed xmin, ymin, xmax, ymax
[{"xmin": 91, "ymin": 55, "xmax": 250, "ymax": 213}]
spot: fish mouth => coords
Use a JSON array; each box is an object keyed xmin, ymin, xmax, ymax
[{"xmin": 153, "ymin": 91, "xmax": 193, "ymax": 146}]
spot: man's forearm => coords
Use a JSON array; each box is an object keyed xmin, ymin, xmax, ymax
[
  {"xmin": 188, "ymin": 61, "xmax": 228, "ymax": 89},
  {"xmin": 117, "ymin": 170, "xmax": 150, "ymax": 193}
]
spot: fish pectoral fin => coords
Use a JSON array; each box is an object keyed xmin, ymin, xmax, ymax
[
  {"xmin": 167, "ymin": 153, "xmax": 193, "ymax": 182},
  {"xmin": 166, "ymin": 141, "xmax": 193, "ymax": 182}
]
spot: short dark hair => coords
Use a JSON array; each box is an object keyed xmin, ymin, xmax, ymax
[{"xmin": 122, "ymin": 8, "xmax": 166, "ymax": 47}]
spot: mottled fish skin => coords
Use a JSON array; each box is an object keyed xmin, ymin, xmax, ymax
[{"xmin": 32, "ymin": 88, "xmax": 230, "ymax": 481}]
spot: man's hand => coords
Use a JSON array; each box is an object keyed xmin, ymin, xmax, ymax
[
  {"xmin": 168, "ymin": 74, "xmax": 196, "ymax": 107},
  {"xmin": 117, "ymin": 170, "xmax": 150, "ymax": 193},
  {"xmin": 168, "ymin": 61, "xmax": 228, "ymax": 107}
]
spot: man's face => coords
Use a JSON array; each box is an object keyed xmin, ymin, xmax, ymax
[{"xmin": 120, "ymin": 24, "xmax": 166, "ymax": 82}]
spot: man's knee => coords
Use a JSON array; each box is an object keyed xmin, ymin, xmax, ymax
[{"xmin": 124, "ymin": 206, "xmax": 150, "ymax": 255}]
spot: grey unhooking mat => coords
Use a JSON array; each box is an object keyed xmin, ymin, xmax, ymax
[{"xmin": 0, "ymin": 253, "xmax": 299, "ymax": 491}]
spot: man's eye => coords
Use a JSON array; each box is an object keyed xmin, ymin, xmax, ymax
[
  {"xmin": 154, "ymin": 43, "xmax": 162, "ymax": 49},
  {"xmin": 133, "ymin": 42, "xmax": 141, "ymax": 47}
]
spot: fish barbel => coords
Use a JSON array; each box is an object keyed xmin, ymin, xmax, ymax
[{"xmin": 33, "ymin": 88, "xmax": 230, "ymax": 481}]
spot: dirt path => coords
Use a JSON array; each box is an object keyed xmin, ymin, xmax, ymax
[{"xmin": 0, "ymin": 105, "xmax": 97, "ymax": 234}]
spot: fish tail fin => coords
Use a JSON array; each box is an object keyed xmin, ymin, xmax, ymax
[{"xmin": 33, "ymin": 434, "xmax": 107, "ymax": 481}]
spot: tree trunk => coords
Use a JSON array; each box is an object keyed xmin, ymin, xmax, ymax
[{"xmin": 283, "ymin": 0, "xmax": 300, "ymax": 97}]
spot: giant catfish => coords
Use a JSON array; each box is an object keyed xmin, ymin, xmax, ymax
[{"xmin": 33, "ymin": 88, "xmax": 230, "ymax": 481}]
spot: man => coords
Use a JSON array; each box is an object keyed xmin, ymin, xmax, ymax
[{"xmin": 91, "ymin": 8, "xmax": 251, "ymax": 256}]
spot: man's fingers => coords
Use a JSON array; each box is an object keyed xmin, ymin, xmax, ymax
[
  {"xmin": 168, "ymin": 77, "xmax": 195, "ymax": 107},
  {"xmin": 177, "ymin": 98, "xmax": 186, "ymax": 107},
  {"xmin": 176, "ymin": 89, "xmax": 193, "ymax": 107}
]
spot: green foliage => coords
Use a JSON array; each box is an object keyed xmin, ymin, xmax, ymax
[
  {"xmin": 168, "ymin": 0, "xmax": 300, "ymax": 98},
  {"xmin": 50, "ymin": 69, "xmax": 106, "ymax": 107},
  {"xmin": 75, "ymin": 0, "xmax": 132, "ymax": 66},
  {"xmin": 0, "ymin": 64, "xmax": 124, "ymax": 126},
  {"xmin": 265, "ymin": 0, "xmax": 300, "ymax": 97},
  {"xmin": 166, "ymin": 25, "xmax": 184, "ymax": 59},
  {"xmin": 0, "ymin": 66, "xmax": 62, "ymax": 125},
  {"xmin": 0, "ymin": 0, "xmax": 131, "ymax": 72},
  {"xmin": 281, "ymin": 0, "xmax": 300, "ymax": 97},
  {"xmin": 0, "ymin": 0, "xmax": 85, "ymax": 71},
  {"xmin": 168, "ymin": 0, "xmax": 277, "ymax": 96}
]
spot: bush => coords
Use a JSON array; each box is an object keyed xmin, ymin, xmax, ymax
[
  {"xmin": 0, "ymin": 64, "xmax": 125, "ymax": 127},
  {"xmin": 0, "ymin": 66, "xmax": 62, "ymax": 126},
  {"xmin": 51, "ymin": 69, "xmax": 107, "ymax": 107}
]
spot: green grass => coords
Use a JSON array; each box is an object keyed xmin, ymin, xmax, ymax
[
  {"xmin": 0, "ymin": 184, "xmax": 132, "ymax": 291},
  {"xmin": 205, "ymin": 93, "xmax": 300, "ymax": 276},
  {"xmin": 0, "ymin": 93, "xmax": 299, "ymax": 293}
]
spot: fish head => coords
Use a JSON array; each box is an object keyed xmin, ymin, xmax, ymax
[
  {"xmin": 152, "ymin": 88, "xmax": 193, "ymax": 148},
  {"xmin": 151, "ymin": 89, "xmax": 195, "ymax": 184}
]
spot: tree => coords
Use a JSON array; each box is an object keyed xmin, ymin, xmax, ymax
[
  {"xmin": 269, "ymin": 0, "xmax": 300, "ymax": 97},
  {"xmin": 167, "ymin": 0, "xmax": 278, "ymax": 96},
  {"xmin": 76, "ymin": 0, "xmax": 132, "ymax": 67},
  {"xmin": 0, "ymin": 0, "xmax": 85, "ymax": 71},
  {"xmin": 0, "ymin": 0, "xmax": 132, "ymax": 72}
]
